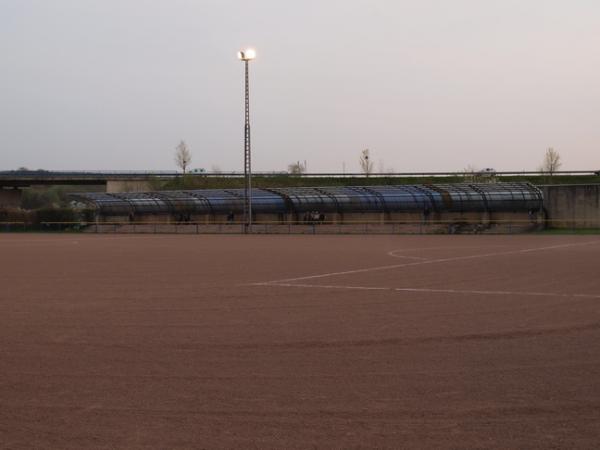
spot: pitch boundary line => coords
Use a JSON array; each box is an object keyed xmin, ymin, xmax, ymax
[
  {"xmin": 258, "ymin": 282, "xmax": 600, "ymax": 300},
  {"xmin": 0, "ymin": 235, "xmax": 204, "ymax": 245},
  {"xmin": 256, "ymin": 239, "xmax": 600, "ymax": 286}
]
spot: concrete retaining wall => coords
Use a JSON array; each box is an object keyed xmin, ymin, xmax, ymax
[
  {"xmin": 86, "ymin": 209, "xmax": 541, "ymax": 234},
  {"xmin": 85, "ymin": 221, "xmax": 540, "ymax": 235},
  {"xmin": 541, "ymin": 184, "xmax": 600, "ymax": 228}
]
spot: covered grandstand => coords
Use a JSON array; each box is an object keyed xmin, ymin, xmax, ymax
[{"xmin": 72, "ymin": 183, "xmax": 543, "ymax": 232}]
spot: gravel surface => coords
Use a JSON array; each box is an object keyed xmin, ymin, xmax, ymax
[{"xmin": 1, "ymin": 234, "xmax": 599, "ymax": 449}]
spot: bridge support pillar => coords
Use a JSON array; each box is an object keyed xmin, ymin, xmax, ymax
[
  {"xmin": 0, "ymin": 188, "xmax": 22, "ymax": 208},
  {"xmin": 106, "ymin": 180, "xmax": 153, "ymax": 193}
]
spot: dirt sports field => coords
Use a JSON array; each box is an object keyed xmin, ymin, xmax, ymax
[{"xmin": 1, "ymin": 234, "xmax": 600, "ymax": 449}]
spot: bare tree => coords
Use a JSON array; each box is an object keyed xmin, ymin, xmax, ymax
[
  {"xmin": 377, "ymin": 160, "xmax": 395, "ymax": 174},
  {"xmin": 174, "ymin": 140, "xmax": 192, "ymax": 174},
  {"xmin": 288, "ymin": 161, "xmax": 306, "ymax": 175},
  {"xmin": 540, "ymin": 147, "xmax": 561, "ymax": 176},
  {"xmin": 359, "ymin": 149, "xmax": 374, "ymax": 177},
  {"xmin": 462, "ymin": 164, "xmax": 478, "ymax": 182}
]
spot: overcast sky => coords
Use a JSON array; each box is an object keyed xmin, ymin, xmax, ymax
[{"xmin": 1, "ymin": 0, "xmax": 599, "ymax": 172}]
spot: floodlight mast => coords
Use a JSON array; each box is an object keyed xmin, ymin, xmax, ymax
[{"xmin": 238, "ymin": 48, "xmax": 255, "ymax": 233}]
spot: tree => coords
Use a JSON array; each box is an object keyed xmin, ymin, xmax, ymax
[
  {"xmin": 462, "ymin": 164, "xmax": 478, "ymax": 182},
  {"xmin": 359, "ymin": 149, "xmax": 374, "ymax": 177},
  {"xmin": 540, "ymin": 147, "xmax": 561, "ymax": 176},
  {"xmin": 174, "ymin": 140, "xmax": 192, "ymax": 174},
  {"xmin": 288, "ymin": 161, "xmax": 306, "ymax": 175}
]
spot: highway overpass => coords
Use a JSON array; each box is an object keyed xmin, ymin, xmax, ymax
[
  {"xmin": 1, "ymin": 169, "xmax": 598, "ymax": 188},
  {"xmin": 1, "ymin": 169, "xmax": 598, "ymax": 208},
  {"xmin": 0, "ymin": 170, "xmax": 182, "ymax": 187}
]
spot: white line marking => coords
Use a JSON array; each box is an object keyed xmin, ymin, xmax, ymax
[
  {"xmin": 387, "ymin": 245, "xmax": 507, "ymax": 257},
  {"xmin": 386, "ymin": 250, "xmax": 429, "ymax": 260},
  {"xmin": 262, "ymin": 282, "xmax": 600, "ymax": 300},
  {"xmin": 257, "ymin": 283, "xmax": 389, "ymax": 291},
  {"xmin": 387, "ymin": 244, "xmax": 509, "ymax": 260},
  {"xmin": 258, "ymin": 240, "xmax": 600, "ymax": 285},
  {"xmin": 0, "ymin": 235, "xmax": 194, "ymax": 245}
]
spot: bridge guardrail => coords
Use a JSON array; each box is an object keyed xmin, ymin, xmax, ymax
[{"xmin": 2, "ymin": 170, "xmax": 600, "ymax": 178}]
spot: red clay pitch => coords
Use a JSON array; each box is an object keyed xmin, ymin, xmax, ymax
[{"xmin": 1, "ymin": 234, "xmax": 600, "ymax": 448}]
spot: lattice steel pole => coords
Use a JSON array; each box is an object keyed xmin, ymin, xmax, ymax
[
  {"xmin": 244, "ymin": 59, "xmax": 252, "ymax": 233},
  {"xmin": 238, "ymin": 48, "xmax": 256, "ymax": 233}
]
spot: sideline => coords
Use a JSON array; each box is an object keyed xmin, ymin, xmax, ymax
[
  {"xmin": 256, "ymin": 239, "xmax": 600, "ymax": 285},
  {"xmin": 263, "ymin": 282, "xmax": 600, "ymax": 300},
  {"xmin": 0, "ymin": 234, "xmax": 197, "ymax": 245}
]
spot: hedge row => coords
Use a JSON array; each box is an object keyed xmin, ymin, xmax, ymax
[{"xmin": 0, "ymin": 207, "xmax": 94, "ymax": 224}]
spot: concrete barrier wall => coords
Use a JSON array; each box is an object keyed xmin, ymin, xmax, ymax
[
  {"xmin": 541, "ymin": 184, "xmax": 600, "ymax": 228},
  {"xmin": 106, "ymin": 180, "xmax": 153, "ymax": 193}
]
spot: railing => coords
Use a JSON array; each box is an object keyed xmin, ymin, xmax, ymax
[
  {"xmin": 1, "ymin": 170, "xmax": 599, "ymax": 179},
  {"xmin": 2, "ymin": 220, "xmax": 599, "ymax": 234}
]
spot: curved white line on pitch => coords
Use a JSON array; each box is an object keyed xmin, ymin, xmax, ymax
[
  {"xmin": 258, "ymin": 240, "xmax": 600, "ymax": 285},
  {"xmin": 386, "ymin": 251, "xmax": 429, "ymax": 260}
]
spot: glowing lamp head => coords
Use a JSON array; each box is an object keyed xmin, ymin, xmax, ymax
[{"xmin": 238, "ymin": 48, "xmax": 256, "ymax": 61}]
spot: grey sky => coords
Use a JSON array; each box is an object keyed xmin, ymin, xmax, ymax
[{"xmin": 1, "ymin": 0, "xmax": 599, "ymax": 172}]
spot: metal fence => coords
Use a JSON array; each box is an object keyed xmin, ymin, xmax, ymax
[{"xmin": 2, "ymin": 220, "xmax": 599, "ymax": 235}]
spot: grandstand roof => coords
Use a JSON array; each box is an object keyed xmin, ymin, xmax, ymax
[{"xmin": 71, "ymin": 183, "xmax": 543, "ymax": 216}]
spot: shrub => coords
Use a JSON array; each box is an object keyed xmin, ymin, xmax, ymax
[
  {"xmin": 34, "ymin": 207, "xmax": 77, "ymax": 224},
  {"xmin": 0, "ymin": 208, "xmax": 30, "ymax": 223}
]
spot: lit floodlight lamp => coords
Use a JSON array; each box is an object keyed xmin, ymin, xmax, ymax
[{"xmin": 237, "ymin": 48, "xmax": 256, "ymax": 61}]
